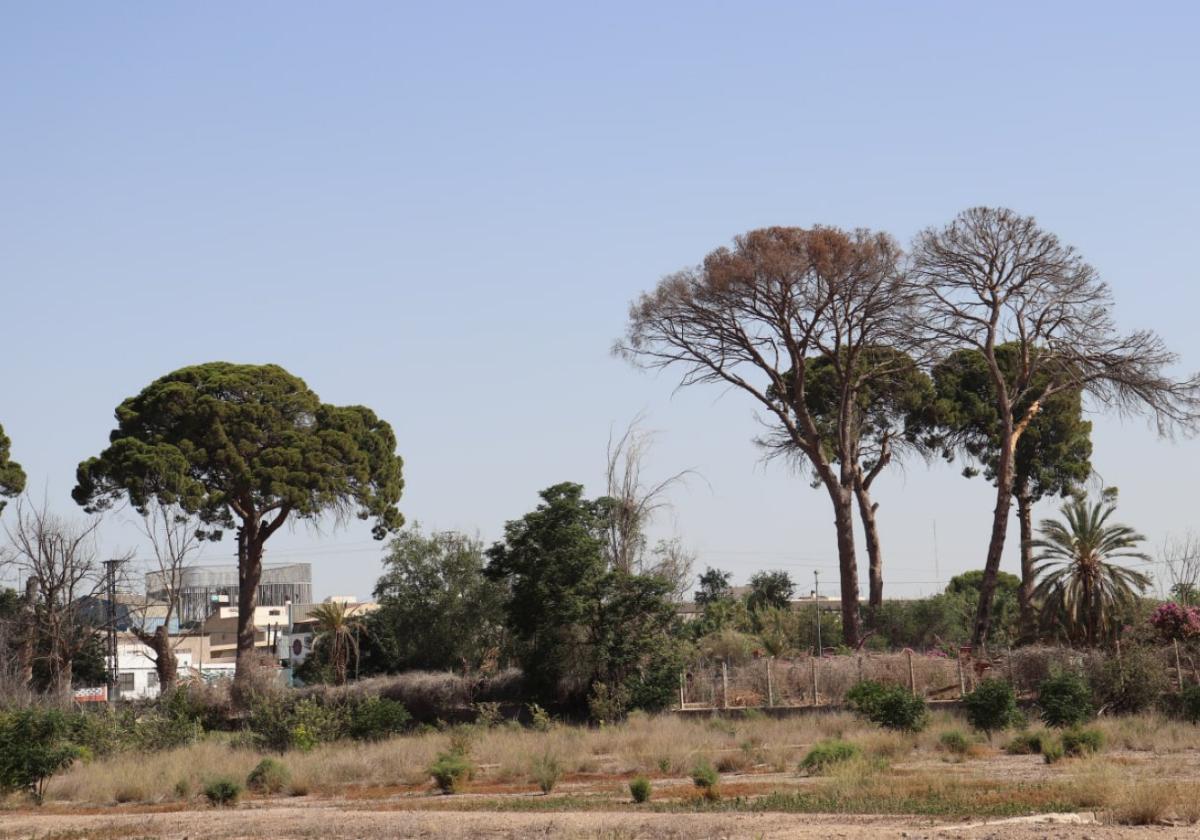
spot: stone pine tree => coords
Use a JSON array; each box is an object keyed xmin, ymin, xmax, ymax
[
  {"xmin": 620, "ymin": 227, "xmax": 925, "ymax": 647},
  {"xmin": 72, "ymin": 362, "xmax": 404, "ymax": 690},
  {"xmin": 913, "ymin": 207, "xmax": 1199, "ymax": 648},
  {"xmin": 927, "ymin": 345, "xmax": 1092, "ymax": 642},
  {"xmin": 0, "ymin": 423, "xmax": 26, "ymax": 512}
]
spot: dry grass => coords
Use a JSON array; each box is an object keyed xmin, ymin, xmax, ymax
[{"xmin": 36, "ymin": 709, "xmax": 1200, "ymax": 819}]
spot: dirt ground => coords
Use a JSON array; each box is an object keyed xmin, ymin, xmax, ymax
[{"xmin": 0, "ymin": 806, "xmax": 1195, "ymax": 840}]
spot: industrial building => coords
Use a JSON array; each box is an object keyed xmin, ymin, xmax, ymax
[{"xmin": 147, "ymin": 562, "xmax": 312, "ymax": 625}]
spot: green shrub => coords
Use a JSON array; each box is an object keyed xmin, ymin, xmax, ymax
[
  {"xmin": 846, "ymin": 680, "xmax": 928, "ymax": 732},
  {"xmin": 1177, "ymin": 684, "xmax": 1200, "ymax": 723},
  {"xmin": 587, "ymin": 681, "xmax": 631, "ymax": 724},
  {"xmin": 1037, "ymin": 672, "xmax": 1094, "ymax": 728},
  {"xmin": 246, "ymin": 758, "xmax": 291, "ymax": 794},
  {"xmin": 629, "ymin": 775, "xmax": 652, "ymax": 803},
  {"xmin": 1042, "ymin": 738, "xmax": 1065, "ymax": 765},
  {"xmin": 203, "ymin": 777, "xmax": 242, "ymax": 806},
  {"xmin": 531, "ymin": 752, "xmax": 561, "ymax": 794},
  {"xmin": 1088, "ymin": 645, "xmax": 1169, "ymax": 715},
  {"xmin": 938, "ymin": 730, "xmax": 972, "ymax": 757},
  {"xmin": 248, "ymin": 696, "xmax": 346, "ymax": 752},
  {"xmin": 963, "ymin": 679, "xmax": 1020, "ymax": 739},
  {"xmin": 136, "ymin": 711, "xmax": 203, "ymax": 751},
  {"xmin": 173, "ymin": 778, "xmax": 193, "ymax": 799},
  {"xmin": 1004, "ymin": 731, "xmax": 1044, "ymax": 755},
  {"xmin": 429, "ymin": 751, "xmax": 472, "ymax": 794},
  {"xmin": 0, "ymin": 708, "xmax": 83, "ymax": 803},
  {"xmin": 799, "ymin": 739, "xmax": 861, "ymax": 774},
  {"xmin": 1061, "ymin": 727, "xmax": 1104, "ymax": 757},
  {"xmin": 691, "ymin": 759, "xmax": 719, "ymax": 790},
  {"xmin": 346, "ymin": 697, "xmax": 411, "ymax": 741}
]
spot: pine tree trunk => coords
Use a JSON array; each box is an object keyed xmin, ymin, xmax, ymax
[
  {"xmin": 1016, "ymin": 479, "xmax": 1037, "ymax": 644},
  {"xmin": 972, "ymin": 438, "xmax": 1016, "ymax": 650},
  {"xmin": 234, "ymin": 520, "xmax": 265, "ymax": 690},
  {"xmin": 854, "ymin": 481, "xmax": 884, "ymax": 621},
  {"xmin": 831, "ymin": 490, "xmax": 862, "ymax": 648}
]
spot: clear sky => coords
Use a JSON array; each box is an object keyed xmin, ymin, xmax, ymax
[{"xmin": 2, "ymin": 2, "xmax": 1198, "ymax": 603}]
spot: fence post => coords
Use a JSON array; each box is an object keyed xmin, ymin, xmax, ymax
[
  {"xmin": 956, "ymin": 654, "xmax": 966, "ymax": 698},
  {"xmin": 810, "ymin": 656, "xmax": 819, "ymax": 706},
  {"xmin": 766, "ymin": 657, "xmax": 774, "ymax": 708},
  {"xmin": 1175, "ymin": 640, "xmax": 1184, "ymax": 692},
  {"xmin": 857, "ymin": 654, "xmax": 864, "ymax": 684},
  {"xmin": 907, "ymin": 649, "xmax": 916, "ymax": 697},
  {"xmin": 679, "ymin": 670, "xmax": 686, "ymax": 710},
  {"xmin": 722, "ymin": 661, "xmax": 729, "ymax": 710}
]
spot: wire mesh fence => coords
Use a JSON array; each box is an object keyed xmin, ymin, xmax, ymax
[{"xmin": 679, "ymin": 643, "xmax": 1198, "ymax": 710}]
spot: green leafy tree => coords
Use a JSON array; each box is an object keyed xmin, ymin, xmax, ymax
[
  {"xmin": 71, "ymin": 362, "xmax": 404, "ymax": 689},
  {"xmin": 485, "ymin": 483, "xmax": 679, "ymax": 710},
  {"xmin": 925, "ymin": 345, "xmax": 1092, "ymax": 642},
  {"xmin": 0, "ymin": 423, "xmax": 26, "ymax": 512},
  {"xmin": 746, "ymin": 570, "xmax": 795, "ymax": 613},
  {"xmin": 1033, "ymin": 489, "xmax": 1151, "ymax": 646},
  {"xmin": 0, "ymin": 708, "xmax": 81, "ymax": 803},
  {"xmin": 695, "ymin": 567, "xmax": 733, "ymax": 606},
  {"xmin": 367, "ymin": 526, "xmax": 507, "ymax": 673}
]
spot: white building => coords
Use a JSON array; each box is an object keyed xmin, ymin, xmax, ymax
[{"xmin": 112, "ymin": 634, "xmax": 194, "ymax": 700}]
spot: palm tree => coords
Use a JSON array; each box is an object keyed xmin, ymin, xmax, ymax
[
  {"xmin": 1032, "ymin": 489, "xmax": 1151, "ymax": 646},
  {"xmin": 309, "ymin": 601, "xmax": 366, "ymax": 685}
]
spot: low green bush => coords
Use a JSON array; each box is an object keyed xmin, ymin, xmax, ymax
[
  {"xmin": 246, "ymin": 758, "xmax": 291, "ymax": 794},
  {"xmin": 1004, "ymin": 731, "xmax": 1044, "ymax": 755},
  {"xmin": 1042, "ymin": 739, "xmax": 1065, "ymax": 765},
  {"xmin": 0, "ymin": 708, "xmax": 83, "ymax": 803},
  {"xmin": 846, "ymin": 680, "xmax": 928, "ymax": 732},
  {"xmin": 203, "ymin": 777, "xmax": 242, "ymax": 806},
  {"xmin": 691, "ymin": 759, "xmax": 719, "ymax": 791},
  {"xmin": 963, "ymin": 679, "xmax": 1020, "ymax": 739},
  {"xmin": 1061, "ymin": 727, "xmax": 1104, "ymax": 757},
  {"xmin": 1177, "ymin": 684, "xmax": 1200, "ymax": 723},
  {"xmin": 1037, "ymin": 671, "xmax": 1093, "ymax": 728},
  {"xmin": 531, "ymin": 752, "xmax": 561, "ymax": 794},
  {"xmin": 346, "ymin": 697, "xmax": 411, "ymax": 741},
  {"xmin": 938, "ymin": 730, "xmax": 972, "ymax": 757},
  {"xmin": 629, "ymin": 775, "xmax": 652, "ymax": 803},
  {"xmin": 799, "ymin": 739, "xmax": 861, "ymax": 774},
  {"xmin": 429, "ymin": 751, "xmax": 472, "ymax": 794}
]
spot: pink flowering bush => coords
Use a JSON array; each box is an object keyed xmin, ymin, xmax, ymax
[{"xmin": 1149, "ymin": 601, "xmax": 1200, "ymax": 642}]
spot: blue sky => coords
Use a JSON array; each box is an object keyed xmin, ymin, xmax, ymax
[{"xmin": 2, "ymin": 2, "xmax": 1198, "ymax": 601}]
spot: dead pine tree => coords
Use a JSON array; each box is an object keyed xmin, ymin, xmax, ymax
[
  {"xmin": 618, "ymin": 226, "xmax": 926, "ymax": 647},
  {"xmin": 912, "ymin": 207, "xmax": 1200, "ymax": 649}
]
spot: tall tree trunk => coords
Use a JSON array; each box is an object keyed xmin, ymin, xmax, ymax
[
  {"xmin": 1015, "ymin": 478, "xmax": 1037, "ymax": 644},
  {"xmin": 135, "ymin": 624, "xmax": 178, "ymax": 692},
  {"xmin": 17, "ymin": 577, "xmax": 37, "ymax": 690},
  {"xmin": 830, "ymin": 489, "xmax": 862, "ymax": 648},
  {"xmin": 854, "ymin": 479, "xmax": 883, "ymax": 621},
  {"xmin": 971, "ymin": 438, "xmax": 1016, "ymax": 650},
  {"xmin": 234, "ymin": 520, "xmax": 265, "ymax": 690}
]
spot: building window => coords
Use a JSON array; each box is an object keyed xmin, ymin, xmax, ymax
[
  {"xmin": 148, "ymin": 672, "xmax": 159, "ymax": 689},
  {"xmin": 118, "ymin": 672, "xmax": 135, "ymax": 694}
]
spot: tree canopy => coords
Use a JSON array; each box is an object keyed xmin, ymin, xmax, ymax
[
  {"xmin": 71, "ymin": 362, "xmax": 404, "ymax": 685},
  {"xmin": 367, "ymin": 526, "xmax": 507, "ymax": 673},
  {"xmin": 0, "ymin": 424, "xmax": 26, "ymax": 512},
  {"xmin": 485, "ymin": 483, "xmax": 679, "ymax": 714}
]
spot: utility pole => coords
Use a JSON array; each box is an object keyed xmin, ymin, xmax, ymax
[
  {"xmin": 102, "ymin": 558, "xmax": 123, "ymax": 701},
  {"xmin": 813, "ymin": 570, "xmax": 821, "ymax": 657}
]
